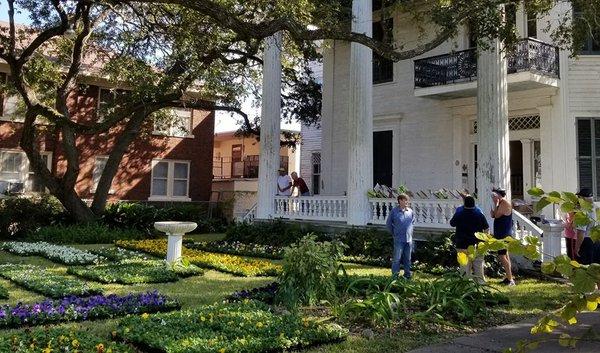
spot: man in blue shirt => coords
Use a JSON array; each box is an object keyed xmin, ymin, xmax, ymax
[{"xmin": 386, "ymin": 194, "xmax": 414, "ymax": 279}]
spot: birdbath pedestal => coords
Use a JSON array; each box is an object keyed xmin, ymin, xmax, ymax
[{"xmin": 154, "ymin": 221, "xmax": 197, "ymax": 263}]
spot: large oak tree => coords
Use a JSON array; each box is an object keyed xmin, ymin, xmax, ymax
[{"xmin": 0, "ymin": 0, "xmax": 597, "ymax": 221}]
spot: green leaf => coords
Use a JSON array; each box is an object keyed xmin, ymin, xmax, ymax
[
  {"xmin": 527, "ymin": 187, "xmax": 545, "ymax": 197},
  {"xmin": 560, "ymin": 202, "xmax": 575, "ymax": 213},
  {"xmin": 534, "ymin": 197, "xmax": 551, "ymax": 212},
  {"xmin": 474, "ymin": 232, "xmax": 490, "ymax": 241},
  {"xmin": 556, "ymin": 263, "xmax": 573, "ymax": 277},
  {"xmin": 591, "ymin": 227, "xmax": 600, "ymax": 242},
  {"xmin": 574, "ymin": 212, "xmax": 592, "ymax": 227},
  {"xmin": 541, "ymin": 262, "xmax": 556, "ymax": 275},
  {"xmin": 572, "ymin": 269, "xmax": 597, "ymax": 293},
  {"xmin": 549, "ymin": 191, "xmax": 561, "ymax": 198},
  {"xmin": 579, "ymin": 198, "xmax": 593, "ymax": 212},
  {"xmin": 562, "ymin": 192, "xmax": 579, "ymax": 204},
  {"xmin": 546, "ymin": 196, "xmax": 563, "ymax": 203}
]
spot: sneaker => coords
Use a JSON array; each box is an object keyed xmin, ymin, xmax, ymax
[
  {"xmin": 507, "ymin": 280, "xmax": 516, "ymax": 286},
  {"xmin": 500, "ymin": 278, "xmax": 510, "ymax": 285}
]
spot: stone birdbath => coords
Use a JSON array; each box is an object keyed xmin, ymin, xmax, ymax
[{"xmin": 154, "ymin": 221, "xmax": 197, "ymax": 263}]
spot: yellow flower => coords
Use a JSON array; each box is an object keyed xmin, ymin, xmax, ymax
[
  {"xmin": 256, "ymin": 322, "xmax": 264, "ymax": 329},
  {"xmin": 96, "ymin": 343, "xmax": 105, "ymax": 352},
  {"xmin": 200, "ymin": 316, "xmax": 206, "ymax": 321},
  {"xmin": 42, "ymin": 348, "xmax": 52, "ymax": 353},
  {"xmin": 219, "ymin": 348, "xmax": 226, "ymax": 353},
  {"xmin": 111, "ymin": 331, "xmax": 117, "ymax": 338},
  {"xmin": 72, "ymin": 339, "xmax": 80, "ymax": 348},
  {"xmin": 141, "ymin": 313, "xmax": 149, "ymax": 320}
]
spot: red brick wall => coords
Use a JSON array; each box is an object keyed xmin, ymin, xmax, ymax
[{"xmin": 0, "ymin": 84, "xmax": 214, "ymax": 202}]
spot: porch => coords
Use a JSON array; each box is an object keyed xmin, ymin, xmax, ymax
[{"xmin": 260, "ymin": 195, "xmax": 561, "ymax": 263}]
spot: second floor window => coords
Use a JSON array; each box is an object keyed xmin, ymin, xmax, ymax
[
  {"xmin": 577, "ymin": 118, "xmax": 600, "ymax": 198},
  {"xmin": 153, "ymin": 108, "xmax": 193, "ymax": 137},
  {"xmin": 373, "ymin": 19, "xmax": 394, "ymax": 84},
  {"xmin": 574, "ymin": 5, "xmax": 600, "ymax": 55}
]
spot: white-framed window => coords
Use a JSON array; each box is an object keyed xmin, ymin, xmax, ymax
[
  {"xmin": 153, "ymin": 108, "xmax": 193, "ymax": 138},
  {"xmin": 91, "ymin": 156, "xmax": 115, "ymax": 194},
  {"xmin": 149, "ymin": 159, "xmax": 191, "ymax": 201},
  {"xmin": 0, "ymin": 73, "xmax": 24, "ymax": 122},
  {"xmin": 0, "ymin": 149, "xmax": 52, "ymax": 193}
]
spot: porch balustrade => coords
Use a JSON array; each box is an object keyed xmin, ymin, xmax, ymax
[
  {"xmin": 414, "ymin": 38, "xmax": 559, "ymax": 88},
  {"xmin": 273, "ymin": 196, "xmax": 348, "ymax": 221}
]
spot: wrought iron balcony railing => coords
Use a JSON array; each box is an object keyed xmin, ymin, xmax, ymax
[{"xmin": 414, "ymin": 38, "xmax": 560, "ymax": 88}]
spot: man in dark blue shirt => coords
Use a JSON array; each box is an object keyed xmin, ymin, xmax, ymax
[
  {"xmin": 450, "ymin": 195, "xmax": 489, "ymax": 283},
  {"xmin": 386, "ymin": 194, "xmax": 414, "ymax": 279}
]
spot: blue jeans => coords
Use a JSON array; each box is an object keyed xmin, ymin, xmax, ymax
[{"xmin": 392, "ymin": 239, "xmax": 412, "ymax": 279}]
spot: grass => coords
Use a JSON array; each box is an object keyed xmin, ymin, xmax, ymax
[{"xmin": 0, "ymin": 242, "xmax": 572, "ymax": 353}]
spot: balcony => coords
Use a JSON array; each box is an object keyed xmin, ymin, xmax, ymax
[
  {"xmin": 414, "ymin": 38, "xmax": 560, "ymax": 99},
  {"xmin": 213, "ymin": 155, "xmax": 289, "ymax": 180}
]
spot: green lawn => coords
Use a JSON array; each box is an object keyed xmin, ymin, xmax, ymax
[{"xmin": 0, "ymin": 240, "xmax": 569, "ymax": 353}]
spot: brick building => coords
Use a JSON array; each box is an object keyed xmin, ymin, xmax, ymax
[{"xmin": 0, "ymin": 72, "xmax": 215, "ymax": 203}]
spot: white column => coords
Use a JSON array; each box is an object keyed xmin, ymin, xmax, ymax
[
  {"xmin": 346, "ymin": 0, "xmax": 373, "ymax": 225},
  {"xmin": 521, "ymin": 139, "xmax": 533, "ymax": 203},
  {"xmin": 256, "ymin": 32, "xmax": 282, "ymax": 219},
  {"xmin": 515, "ymin": 1, "xmax": 526, "ymax": 38},
  {"xmin": 476, "ymin": 30, "xmax": 510, "ymax": 226},
  {"xmin": 452, "ymin": 116, "xmax": 464, "ymax": 190}
]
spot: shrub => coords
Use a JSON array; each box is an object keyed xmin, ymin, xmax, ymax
[
  {"xmin": 277, "ymin": 234, "xmax": 347, "ymax": 308},
  {"xmin": 332, "ymin": 227, "xmax": 392, "ymax": 258},
  {"xmin": 103, "ymin": 202, "xmax": 227, "ymax": 235},
  {"xmin": 225, "ymin": 219, "xmax": 328, "ymax": 247},
  {"xmin": 117, "ymin": 300, "xmax": 348, "ymax": 353},
  {"xmin": 26, "ymin": 223, "xmax": 145, "ymax": 244},
  {"xmin": 0, "ymin": 195, "xmax": 65, "ymax": 239}
]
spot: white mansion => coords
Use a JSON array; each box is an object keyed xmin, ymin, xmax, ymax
[{"xmin": 251, "ymin": 1, "xmax": 596, "ymax": 257}]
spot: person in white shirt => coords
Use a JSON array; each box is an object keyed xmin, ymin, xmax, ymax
[{"xmin": 277, "ymin": 168, "xmax": 292, "ymax": 196}]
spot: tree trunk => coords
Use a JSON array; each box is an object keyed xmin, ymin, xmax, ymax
[{"xmin": 90, "ymin": 111, "xmax": 152, "ymax": 215}]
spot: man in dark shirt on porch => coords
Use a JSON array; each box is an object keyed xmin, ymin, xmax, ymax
[{"xmin": 291, "ymin": 172, "xmax": 310, "ymax": 196}]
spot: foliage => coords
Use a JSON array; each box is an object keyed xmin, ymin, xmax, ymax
[
  {"xmin": 461, "ymin": 187, "xmax": 600, "ymax": 352},
  {"xmin": 0, "ymin": 264, "xmax": 103, "ymax": 299},
  {"xmin": 277, "ymin": 234, "xmax": 347, "ymax": 308},
  {"xmin": 225, "ymin": 220, "xmax": 327, "ymax": 247},
  {"xmin": 0, "ymin": 327, "xmax": 136, "ymax": 353},
  {"xmin": 103, "ymin": 202, "xmax": 227, "ymax": 235},
  {"xmin": 116, "ymin": 300, "xmax": 348, "ymax": 353},
  {"xmin": 0, "ymin": 195, "xmax": 65, "ymax": 239},
  {"xmin": 89, "ymin": 247, "xmax": 151, "ymax": 261},
  {"xmin": 0, "ymin": 282, "xmax": 7, "ymax": 300},
  {"xmin": 116, "ymin": 239, "xmax": 280, "ymax": 276},
  {"xmin": 1, "ymin": 241, "xmax": 101, "ymax": 265},
  {"xmin": 190, "ymin": 240, "xmax": 286, "ymax": 259},
  {"xmin": 336, "ymin": 272, "xmax": 509, "ymax": 327},
  {"xmin": 68, "ymin": 259, "xmax": 204, "ymax": 284},
  {"xmin": 0, "ymin": 291, "xmax": 179, "ymax": 329},
  {"xmin": 27, "ymin": 223, "xmax": 145, "ymax": 244}
]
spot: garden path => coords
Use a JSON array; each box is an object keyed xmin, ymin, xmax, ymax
[{"xmin": 408, "ymin": 312, "xmax": 600, "ymax": 353}]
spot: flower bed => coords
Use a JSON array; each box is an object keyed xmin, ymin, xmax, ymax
[
  {"xmin": 0, "ymin": 291, "xmax": 179, "ymax": 329},
  {"xmin": 117, "ymin": 300, "xmax": 348, "ymax": 353},
  {"xmin": 226, "ymin": 282, "xmax": 279, "ymax": 304},
  {"xmin": 190, "ymin": 241, "xmax": 389, "ymax": 267},
  {"xmin": 68, "ymin": 260, "xmax": 204, "ymax": 284},
  {"xmin": 0, "ymin": 241, "xmax": 101, "ymax": 265},
  {"xmin": 0, "ymin": 283, "xmax": 7, "ymax": 300},
  {"xmin": 189, "ymin": 241, "xmax": 285, "ymax": 259},
  {"xmin": 0, "ymin": 264, "xmax": 103, "ymax": 299},
  {"xmin": 116, "ymin": 240, "xmax": 281, "ymax": 277},
  {"xmin": 0, "ymin": 327, "xmax": 136, "ymax": 353},
  {"xmin": 90, "ymin": 246, "xmax": 151, "ymax": 261}
]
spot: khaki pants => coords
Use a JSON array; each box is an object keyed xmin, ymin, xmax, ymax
[{"xmin": 457, "ymin": 249, "xmax": 485, "ymax": 283}]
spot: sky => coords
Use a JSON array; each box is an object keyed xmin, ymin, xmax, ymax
[{"xmin": 0, "ymin": 2, "xmax": 300, "ymax": 134}]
